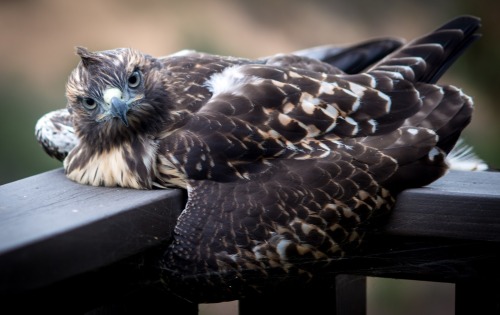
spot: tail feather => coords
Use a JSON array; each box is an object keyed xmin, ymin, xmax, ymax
[
  {"xmin": 369, "ymin": 15, "xmax": 481, "ymax": 83},
  {"xmin": 358, "ymin": 126, "xmax": 447, "ymax": 191},
  {"xmin": 361, "ymin": 16, "xmax": 481, "ymax": 191},
  {"xmin": 404, "ymin": 84, "xmax": 473, "ymax": 153},
  {"xmin": 292, "ymin": 37, "xmax": 404, "ymax": 74}
]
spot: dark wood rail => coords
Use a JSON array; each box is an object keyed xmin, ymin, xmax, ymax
[{"xmin": 1, "ymin": 169, "xmax": 499, "ymax": 314}]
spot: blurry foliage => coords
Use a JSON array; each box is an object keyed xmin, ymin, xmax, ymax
[
  {"xmin": 0, "ymin": 74, "xmax": 62, "ymax": 184},
  {"xmin": 367, "ymin": 278, "xmax": 455, "ymax": 315}
]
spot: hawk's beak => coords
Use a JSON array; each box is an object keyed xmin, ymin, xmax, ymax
[{"xmin": 110, "ymin": 97, "xmax": 129, "ymax": 126}]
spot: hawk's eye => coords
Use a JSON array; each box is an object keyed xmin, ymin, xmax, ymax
[
  {"xmin": 128, "ymin": 70, "xmax": 142, "ymax": 88},
  {"xmin": 81, "ymin": 97, "xmax": 97, "ymax": 110}
]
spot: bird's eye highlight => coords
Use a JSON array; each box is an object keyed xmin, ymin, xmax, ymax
[
  {"xmin": 128, "ymin": 70, "xmax": 142, "ymax": 88},
  {"xmin": 81, "ymin": 97, "xmax": 97, "ymax": 110}
]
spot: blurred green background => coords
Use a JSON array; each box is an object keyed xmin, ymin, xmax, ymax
[{"xmin": 0, "ymin": 1, "xmax": 498, "ymax": 314}]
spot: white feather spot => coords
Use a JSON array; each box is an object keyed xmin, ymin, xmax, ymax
[
  {"xmin": 204, "ymin": 65, "xmax": 261, "ymax": 96},
  {"xmin": 325, "ymin": 121, "xmax": 337, "ymax": 132},
  {"xmin": 276, "ymin": 239, "xmax": 293, "ymax": 259},
  {"xmin": 301, "ymin": 99, "xmax": 316, "ymax": 115},
  {"xmin": 362, "ymin": 74, "xmax": 376, "ymax": 88},
  {"xmin": 283, "ymin": 102, "xmax": 295, "ymax": 114},
  {"xmin": 351, "ymin": 98, "xmax": 361, "ymax": 112},
  {"xmin": 306, "ymin": 125, "xmax": 320, "ymax": 137},
  {"xmin": 321, "ymin": 105, "xmax": 339, "ymax": 119},
  {"xmin": 446, "ymin": 139, "xmax": 488, "ymax": 171},
  {"xmin": 377, "ymin": 91, "xmax": 392, "ymax": 112},
  {"xmin": 278, "ymin": 113, "xmax": 293, "ymax": 126},
  {"xmin": 195, "ymin": 162, "xmax": 202, "ymax": 171},
  {"xmin": 268, "ymin": 129, "xmax": 281, "ymax": 139},
  {"xmin": 318, "ymin": 81, "xmax": 337, "ymax": 94},
  {"xmin": 345, "ymin": 117, "xmax": 359, "ymax": 135},
  {"xmin": 103, "ymin": 88, "xmax": 122, "ymax": 104},
  {"xmin": 368, "ymin": 119, "xmax": 378, "ymax": 133},
  {"xmin": 332, "ymin": 140, "xmax": 353, "ymax": 150},
  {"xmin": 407, "ymin": 128, "xmax": 419, "ymax": 135},
  {"xmin": 288, "ymin": 71, "xmax": 302, "ymax": 78},
  {"xmin": 348, "ymin": 82, "xmax": 367, "ymax": 96},
  {"xmin": 427, "ymin": 147, "xmax": 442, "ymax": 162},
  {"xmin": 300, "ymin": 223, "xmax": 314, "ymax": 235},
  {"xmin": 374, "ymin": 69, "xmax": 405, "ymax": 80},
  {"xmin": 166, "ymin": 49, "xmax": 197, "ymax": 57}
]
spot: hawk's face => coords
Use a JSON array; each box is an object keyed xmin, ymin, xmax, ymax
[{"xmin": 66, "ymin": 47, "xmax": 170, "ymax": 149}]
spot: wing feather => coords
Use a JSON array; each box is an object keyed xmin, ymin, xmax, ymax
[{"xmin": 161, "ymin": 140, "xmax": 396, "ymax": 302}]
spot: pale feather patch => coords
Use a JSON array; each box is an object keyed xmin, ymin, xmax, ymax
[
  {"xmin": 344, "ymin": 117, "xmax": 359, "ymax": 135},
  {"xmin": 427, "ymin": 147, "xmax": 443, "ymax": 162},
  {"xmin": 321, "ymin": 104, "xmax": 339, "ymax": 120},
  {"xmin": 65, "ymin": 137, "xmax": 157, "ymax": 189},
  {"xmin": 301, "ymin": 99, "xmax": 316, "ymax": 115},
  {"xmin": 66, "ymin": 147, "xmax": 141, "ymax": 188},
  {"xmin": 278, "ymin": 113, "xmax": 293, "ymax": 126},
  {"xmin": 378, "ymin": 65, "xmax": 415, "ymax": 78},
  {"xmin": 362, "ymin": 73, "xmax": 377, "ymax": 88},
  {"xmin": 367, "ymin": 119, "xmax": 378, "ymax": 133},
  {"xmin": 283, "ymin": 102, "xmax": 295, "ymax": 114},
  {"xmin": 407, "ymin": 128, "xmax": 419, "ymax": 135},
  {"xmin": 276, "ymin": 239, "xmax": 293, "ymax": 260},
  {"xmin": 156, "ymin": 154, "xmax": 188, "ymax": 188},
  {"xmin": 372, "ymin": 70, "xmax": 405, "ymax": 80},
  {"xmin": 268, "ymin": 129, "xmax": 281, "ymax": 139},
  {"xmin": 103, "ymin": 87, "xmax": 122, "ymax": 104},
  {"xmin": 348, "ymin": 81, "xmax": 367, "ymax": 96},
  {"xmin": 446, "ymin": 139, "xmax": 488, "ymax": 171},
  {"xmin": 204, "ymin": 65, "xmax": 262, "ymax": 97},
  {"xmin": 288, "ymin": 71, "xmax": 302, "ymax": 78},
  {"xmin": 165, "ymin": 49, "xmax": 197, "ymax": 57},
  {"xmin": 318, "ymin": 81, "xmax": 338, "ymax": 95},
  {"xmin": 377, "ymin": 91, "xmax": 392, "ymax": 112},
  {"xmin": 35, "ymin": 109, "xmax": 79, "ymax": 156},
  {"xmin": 332, "ymin": 140, "xmax": 353, "ymax": 151},
  {"xmin": 305, "ymin": 124, "xmax": 321, "ymax": 137}
]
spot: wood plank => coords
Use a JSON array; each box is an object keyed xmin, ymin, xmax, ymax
[
  {"xmin": 0, "ymin": 168, "xmax": 185, "ymax": 292},
  {"xmin": 0, "ymin": 168, "xmax": 499, "ymax": 298},
  {"xmin": 383, "ymin": 170, "xmax": 500, "ymax": 241}
]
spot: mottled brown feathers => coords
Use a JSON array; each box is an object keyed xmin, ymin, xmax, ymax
[{"xmin": 35, "ymin": 16, "xmax": 481, "ymax": 302}]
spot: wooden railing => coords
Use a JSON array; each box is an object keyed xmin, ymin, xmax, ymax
[{"xmin": 1, "ymin": 169, "xmax": 499, "ymax": 314}]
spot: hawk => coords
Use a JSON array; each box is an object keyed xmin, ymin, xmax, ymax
[{"xmin": 36, "ymin": 16, "xmax": 482, "ymax": 302}]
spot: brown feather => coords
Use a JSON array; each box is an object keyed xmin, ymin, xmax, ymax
[{"xmin": 34, "ymin": 16, "xmax": 482, "ymax": 302}]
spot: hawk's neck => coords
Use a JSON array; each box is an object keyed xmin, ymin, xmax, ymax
[{"xmin": 63, "ymin": 136, "xmax": 158, "ymax": 189}]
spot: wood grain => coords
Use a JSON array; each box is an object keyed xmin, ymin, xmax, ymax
[{"xmin": 0, "ymin": 168, "xmax": 499, "ymax": 296}]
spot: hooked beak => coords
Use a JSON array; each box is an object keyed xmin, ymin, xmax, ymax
[{"xmin": 110, "ymin": 97, "xmax": 129, "ymax": 126}]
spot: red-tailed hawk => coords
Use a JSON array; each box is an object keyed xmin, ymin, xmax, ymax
[{"xmin": 36, "ymin": 16, "xmax": 483, "ymax": 302}]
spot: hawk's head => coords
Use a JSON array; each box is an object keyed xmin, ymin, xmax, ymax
[{"xmin": 66, "ymin": 47, "xmax": 171, "ymax": 149}]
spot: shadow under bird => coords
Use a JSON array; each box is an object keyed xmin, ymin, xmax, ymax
[{"xmin": 35, "ymin": 16, "xmax": 484, "ymax": 302}]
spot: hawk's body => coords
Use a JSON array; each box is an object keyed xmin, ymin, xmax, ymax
[{"xmin": 36, "ymin": 16, "xmax": 482, "ymax": 302}]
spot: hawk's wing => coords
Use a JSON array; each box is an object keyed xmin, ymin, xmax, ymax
[
  {"xmin": 157, "ymin": 16, "xmax": 481, "ymax": 302},
  {"xmin": 35, "ymin": 108, "xmax": 77, "ymax": 161},
  {"xmin": 160, "ymin": 125, "xmax": 442, "ymax": 302}
]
